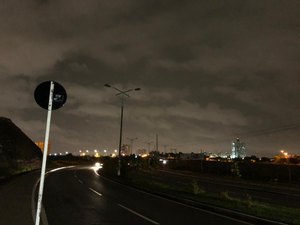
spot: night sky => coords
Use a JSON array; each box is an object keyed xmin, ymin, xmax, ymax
[{"xmin": 0, "ymin": 1, "xmax": 300, "ymax": 157}]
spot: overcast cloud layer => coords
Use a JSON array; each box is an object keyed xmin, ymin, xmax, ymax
[{"xmin": 0, "ymin": 0, "xmax": 300, "ymax": 157}]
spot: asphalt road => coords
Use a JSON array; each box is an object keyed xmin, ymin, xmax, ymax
[
  {"xmin": 0, "ymin": 171, "xmax": 40, "ymax": 225},
  {"xmin": 42, "ymin": 166, "xmax": 254, "ymax": 225}
]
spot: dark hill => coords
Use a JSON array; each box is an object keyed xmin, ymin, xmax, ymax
[{"xmin": 0, "ymin": 117, "xmax": 41, "ymax": 179}]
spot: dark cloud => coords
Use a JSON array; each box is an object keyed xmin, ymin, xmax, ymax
[{"xmin": 0, "ymin": 1, "xmax": 300, "ymax": 156}]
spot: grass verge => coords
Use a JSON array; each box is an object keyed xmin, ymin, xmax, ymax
[{"xmin": 120, "ymin": 169, "xmax": 300, "ymax": 225}]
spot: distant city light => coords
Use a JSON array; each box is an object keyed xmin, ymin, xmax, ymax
[{"xmin": 280, "ymin": 150, "xmax": 289, "ymax": 158}]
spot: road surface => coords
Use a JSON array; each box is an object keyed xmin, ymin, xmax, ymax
[{"xmin": 42, "ymin": 166, "xmax": 254, "ymax": 225}]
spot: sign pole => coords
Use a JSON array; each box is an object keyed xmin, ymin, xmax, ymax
[{"xmin": 35, "ymin": 81, "xmax": 54, "ymax": 225}]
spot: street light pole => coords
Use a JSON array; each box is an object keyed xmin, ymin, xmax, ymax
[
  {"xmin": 105, "ymin": 84, "xmax": 140, "ymax": 176},
  {"xmin": 127, "ymin": 137, "xmax": 138, "ymax": 155},
  {"xmin": 118, "ymin": 96, "xmax": 124, "ymax": 176}
]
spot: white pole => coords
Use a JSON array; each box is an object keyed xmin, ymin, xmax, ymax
[{"xmin": 35, "ymin": 81, "xmax": 54, "ymax": 225}]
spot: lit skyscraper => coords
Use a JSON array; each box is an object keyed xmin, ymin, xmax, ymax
[{"xmin": 231, "ymin": 138, "xmax": 246, "ymax": 159}]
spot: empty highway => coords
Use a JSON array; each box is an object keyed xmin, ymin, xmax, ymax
[{"xmin": 41, "ymin": 166, "xmax": 255, "ymax": 225}]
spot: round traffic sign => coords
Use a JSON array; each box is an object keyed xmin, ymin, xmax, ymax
[{"xmin": 34, "ymin": 81, "xmax": 67, "ymax": 110}]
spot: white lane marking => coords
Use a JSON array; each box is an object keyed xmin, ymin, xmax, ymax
[
  {"xmin": 118, "ymin": 204, "xmax": 160, "ymax": 225},
  {"xmin": 74, "ymin": 170, "xmax": 83, "ymax": 184},
  {"xmin": 89, "ymin": 187, "xmax": 102, "ymax": 196},
  {"xmin": 49, "ymin": 166, "xmax": 75, "ymax": 173},
  {"xmin": 31, "ymin": 177, "xmax": 40, "ymax": 223}
]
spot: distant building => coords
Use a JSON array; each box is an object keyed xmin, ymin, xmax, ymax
[
  {"xmin": 231, "ymin": 138, "xmax": 246, "ymax": 159},
  {"xmin": 35, "ymin": 141, "xmax": 51, "ymax": 153}
]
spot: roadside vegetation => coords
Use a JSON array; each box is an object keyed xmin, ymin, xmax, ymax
[
  {"xmin": 124, "ymin": 169, "xmax": 300, "ymax": 225},
  {"xmin": 98, "ymin": 156, "xmax": 300, "ymax": 225}
]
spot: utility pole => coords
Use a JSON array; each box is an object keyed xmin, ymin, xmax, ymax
[
  {"xmin": 156, "ymin": 134, "xmax": 159, "ymax": 152},
  {"xmin": 146, "ymin": 141, "xmax": 153, "ymax": 154},
  {"xmin": 127, "ymin": 137, "xmax": 138, "ymax": 155}
]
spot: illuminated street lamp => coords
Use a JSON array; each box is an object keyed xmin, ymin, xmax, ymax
[
  {"xmin": 280, "ymin": 150, "xmax": 289, "ymax": 158},
  {"xmin": 105, "ymin": 83, "xmax": 141, "ymax": 176}
]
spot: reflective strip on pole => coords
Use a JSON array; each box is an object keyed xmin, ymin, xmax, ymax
[{"xmin": 35, "ymin": 81, "xmax": 54, "ymax": 225}]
